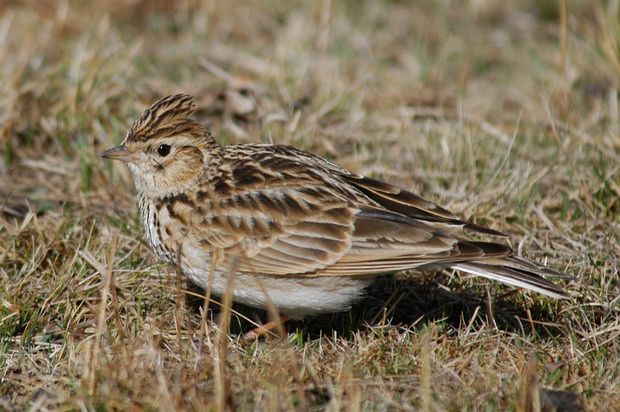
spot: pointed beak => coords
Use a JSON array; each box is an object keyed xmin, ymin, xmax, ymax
[{"xmin": 98, "ymin": 145, "xmax": 133, "ymax": 162}]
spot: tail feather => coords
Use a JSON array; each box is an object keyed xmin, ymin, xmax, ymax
[
  {"xmin": 451, "ymin": 258, "xmax": 570, "ymax": 299},
  {"xmin": 500, "ymin": 255, "xmax": 573, "ymax": 279}
]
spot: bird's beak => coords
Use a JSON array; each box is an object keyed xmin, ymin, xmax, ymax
[{"xmin": 98, "ymin": 145, "xmax": 134, "ymax": 162}]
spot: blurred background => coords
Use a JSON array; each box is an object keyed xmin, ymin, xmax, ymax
[
  {"xmin": 1, "ymin": 0, "xmax": 618, "ymax": 219},
  {"xmin": 0, "ymin": 0, "xmax": 618, "ymax": 410}
]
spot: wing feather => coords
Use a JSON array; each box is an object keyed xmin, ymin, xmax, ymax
[
  {"xmin": 343, "ymin": 174, "xmax": 505, "ymax": 236},
  {"xmin": 193, "ymin": 187, "xmax": 355, "ymax": 275},
  {"xmin": 206, "ymin": 199, "xmax": 510, "ymax": 278},
  {"xmin": 194, "ymin": 185, "xmax": 494, "ymax": 277}
]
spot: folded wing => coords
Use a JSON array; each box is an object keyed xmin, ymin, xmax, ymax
[{"xmin": 191, "ymin": 156, "xmax": 568, "ymax": 298}]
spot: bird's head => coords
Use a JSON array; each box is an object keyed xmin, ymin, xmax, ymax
[{"xmin": 99, "ymin": 94, "xmax": 221, "ymax": 198}]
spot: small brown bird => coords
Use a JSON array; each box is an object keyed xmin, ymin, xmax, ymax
[{"xmin": 99, "ymin": 94, "xmax": 569, "ymax": 323}]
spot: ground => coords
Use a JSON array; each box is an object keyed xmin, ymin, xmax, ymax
[{"xmin": 0, "ymin": 0, "xmax": 619, "ymax": 410}]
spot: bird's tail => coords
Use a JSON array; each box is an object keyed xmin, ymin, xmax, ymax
[{"xmin": 450, "ymin": 255, "xmax": 571, "ymax": 299}]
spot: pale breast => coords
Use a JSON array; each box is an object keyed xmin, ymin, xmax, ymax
[{"xmin": 139, "ymin": 195, "xmax": 176, "ymax": 264}]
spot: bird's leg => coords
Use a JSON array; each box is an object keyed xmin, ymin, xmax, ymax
[{"xmin": 242, "ymin": 315, "xmax": 290, "ymax": 341}]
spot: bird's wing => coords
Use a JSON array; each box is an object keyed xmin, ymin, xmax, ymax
[
  {"xmin": 341, "ymin": 173, "xmax": 506, "ymax": 236},
  {"xmin": 191, "ymin": 184, "xmax": 505, "ymax": 277},
  {"xmin": 236, "ymin": 144, "xmax": 504, "ymax": 236},
  {"xmin": 318, "ymin": 207, "xmax": 511, "ymax": 276},
  {"xmin": 185, "ymin": 145, "xmax": 568, "ymax": 299},
  {"xmin": 193, "ymin": 185, "xmax": 355, "ymax": 275}
]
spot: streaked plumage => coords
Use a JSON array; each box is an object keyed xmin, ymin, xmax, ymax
[{"xmin": 99, "ymin": 94, "xmax": 570, "ymax": 318}]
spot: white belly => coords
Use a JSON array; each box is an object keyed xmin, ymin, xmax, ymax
[{"xmin": 183, "ymin": 266, "xmax": 373, "ymax": 318}]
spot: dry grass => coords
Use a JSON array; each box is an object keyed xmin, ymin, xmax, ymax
[{"xmin": 1, "ymin": 0, "xmax": 619, "ymax": 410}]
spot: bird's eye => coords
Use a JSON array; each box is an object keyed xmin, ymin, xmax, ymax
[{"xmin": 157, "ymin": 144, "xmax": 171, "ymax": 157}]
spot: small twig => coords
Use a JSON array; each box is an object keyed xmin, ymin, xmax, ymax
[
  {"xmin": 198, "ymin": 57, "xmax": 234, "ymax": 83},
  {"xmin": 174, "ymin": 243, "xmax": 186, "ymax": 352},
  {"xmin": 197, "ymin": 253, "xmax": 218, "ymax": 359},
  {"xmin": 419, "ymin": 333, "xmax": 432, "ymax": 412},
  {"xmin": 215, "ymin": 257, "xmax": 238, "ymax": 412},
  {"xmin": 518, "ymin": 355, "xmax": 541, "ymax": 412},
  {"xmin": 106, "ymin": 235, "xmax": 123, "ymax": 341},
  {"xmin": 486, "ymin": 287, "xmax": 497, "ymax": 330},
  {"xmin": 78, "ymin": 234, "xmax": 118, "ymax": 396},
  {"xmin": 149, "ymin": 331, "xmax": 176, "ymax": 411}
]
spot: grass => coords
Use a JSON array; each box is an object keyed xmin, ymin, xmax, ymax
[{"xmin": 1, "ymin": 0, "xmax": 619, "ymax": 410}]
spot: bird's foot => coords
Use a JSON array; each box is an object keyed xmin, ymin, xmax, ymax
[{"xmin": 242, "ymin": 315, "xmax": 289, "ymax": 342}]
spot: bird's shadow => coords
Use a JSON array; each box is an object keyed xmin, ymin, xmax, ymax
[{"xmin": 186, "ymin": 275, "xmax": 564, "ymax": 341}]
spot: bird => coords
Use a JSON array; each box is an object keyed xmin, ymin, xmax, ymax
[{"xmin": 99, "ymin": 93, "xmax": 570, "ymax": 334}]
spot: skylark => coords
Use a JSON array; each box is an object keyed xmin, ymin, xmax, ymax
[{"xmin": 99, "ymin": 94, "xmax": 570, "ymax": 322}]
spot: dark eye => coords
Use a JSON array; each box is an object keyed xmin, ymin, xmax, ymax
[{"xmin": 157, "ymin": 144, "xmax": 171, "ymax": 157}]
